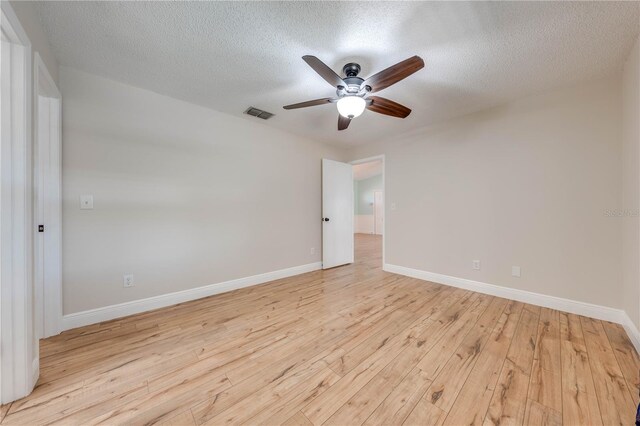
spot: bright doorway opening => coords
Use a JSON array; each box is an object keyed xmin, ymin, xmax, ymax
[{"xmin": 351, "ymin": 156, "xmax": 384, "ymax": 266}]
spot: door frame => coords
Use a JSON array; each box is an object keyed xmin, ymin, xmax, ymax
[
  {"xmin": 1, "ymin": 0, "xmax": 37, "ymax": 403},
  {"xmin": 33, "ymin": 53, "xmax": 62, "ymax": 339},
  {"xmin": 350, "ymin": 155, "xmax": 385, "ymax": 266}
]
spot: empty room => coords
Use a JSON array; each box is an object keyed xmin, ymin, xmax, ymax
[{"xmin": 1, "ymin": 1, "xmax": 640, "ymax": 425}]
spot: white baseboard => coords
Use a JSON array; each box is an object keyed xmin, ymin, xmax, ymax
[
  {"xmin": 384, "ymin": 263, "xmax": 640, "ymax": 354},
  {"xmin": 620, "ymin": 311, "xmax": 640, "ymax": 355},
  {"xmin": 62, "ymin": 262, "xmax": 322, "ymax": 331}
]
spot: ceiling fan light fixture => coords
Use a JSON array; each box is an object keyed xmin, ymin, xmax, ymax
[
  {"xmin": 283, "ymin": 55, "xmax": 424, "ymax": 130},
  {"xmin": 337, "ymin": 96, "xmax": 366, "ymax": 119}
]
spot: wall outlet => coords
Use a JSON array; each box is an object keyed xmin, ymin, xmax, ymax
[
  {"xmin": 390, "ymin": 202, "xmax": 397, "ymax": 211},
  {"xmin": 512, "ymin": 266, "xmax": 521, "ymax": 277},
  {"xmin": 310, "ymin": 247, "xmax": 316, "ymax": 255},
  {"xmin": 472, "ymin": 260, "xmax": 481, "ymax": 270},
  {"xmin": 123, "ymin": 274, "xmax": 134, "ymax": 288}
]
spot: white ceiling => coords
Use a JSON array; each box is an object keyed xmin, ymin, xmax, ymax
[
  {"xmin": 35, "ymin": 1, "xmax": 640, "ymax": 147},
  {"xmin": 353, "ymin": 161, "xmax": 382, "ymax": 181}
]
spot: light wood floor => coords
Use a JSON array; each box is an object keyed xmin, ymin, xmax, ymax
[{"xmin": 1, "ymin": 234, "xmax": 639, "ymax": 425}]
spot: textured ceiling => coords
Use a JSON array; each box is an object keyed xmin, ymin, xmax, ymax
[
  {"xmin": 35, "ymin": 1, "xmax": 640, "ymax": 147},
  {"xmin": 353, "ymin": 161, "xmax": 382, "ymax": 181}
]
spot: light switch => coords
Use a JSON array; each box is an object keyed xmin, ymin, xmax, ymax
[
  {"xmin": 80, "ymin": 195, "xmax": 94, "ymax": 210},
  {"xmin": 390, "ymin": 203, "xmax": 397, "ymax": 211}
]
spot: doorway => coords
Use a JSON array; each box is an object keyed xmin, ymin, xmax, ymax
[
  {"xmin": 1, "ymin": 0, "xmax": 38, "ymax": 403},
  {"xmin": 351, "ymin": 156, "xmax": 384, "ymax": 266}
]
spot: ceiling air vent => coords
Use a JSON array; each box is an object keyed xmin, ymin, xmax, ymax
[{"xmin": 244, "ymin": 107, "xmax": 274, "ymax": 120}]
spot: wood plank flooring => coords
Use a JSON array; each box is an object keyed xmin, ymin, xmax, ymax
[{"xmin": 1, "ymin": 234, "xmax": 638, "ymax": 425}]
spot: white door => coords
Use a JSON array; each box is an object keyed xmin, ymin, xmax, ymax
[
  {"xmin": 322, "ymin": 159, "xmax": 354, "ymax": 269},
  {"xmin": 374, "ymin": 191, "xmax": 384, "ymax": 235},
  {"xmin": 34, "ymin": 95, "xmax": 62, "ymax": 339}
]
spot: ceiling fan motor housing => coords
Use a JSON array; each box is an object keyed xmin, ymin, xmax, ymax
[
  {"xmin": 342, "ymin": 62, "xmax": 361, "ymax": 77},
  {"xmin": 337, "ymin": 63, "xmax": 366, "ymax": 94}
]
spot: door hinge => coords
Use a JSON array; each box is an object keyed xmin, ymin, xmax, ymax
[{"xmin": 38, "ymin": 225, "xmax": 44, "ymax": 232}]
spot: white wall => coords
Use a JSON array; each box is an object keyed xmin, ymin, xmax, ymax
[
  {"xmin": 60, "ymin": 67, "xmax": 345, "ymax": 315},
  {"xmin": 623, "ymin": 35, "xmax": 640, "ymax": 330},
  {"xmin": 9, "ymin": 0, "xmax": 58, "ymax": 84},
  {"xmin": 348, "ymin": 76, "xmax": 623, "ymax": 310},
  {"xmin": 355, "ymin": 215, "xmax": 375, "ymax": 234}
]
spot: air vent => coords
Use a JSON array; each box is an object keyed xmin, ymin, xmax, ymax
[{"xmin": 244, "ymin": 107, "xmax": 274, "ymax": 120}]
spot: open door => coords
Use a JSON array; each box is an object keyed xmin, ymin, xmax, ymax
[{"xmin": 322, "ymin": 159, "xmax": 354, "ymax": 269}]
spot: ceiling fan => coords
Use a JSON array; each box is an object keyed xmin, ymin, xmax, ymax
[{"xmin": 283, "ymin": 55, "xmax": 424, "ymax": 130}]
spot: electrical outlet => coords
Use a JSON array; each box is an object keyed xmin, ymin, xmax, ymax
[
  {"xmin": 123, "ymin": 274, "xmax": 134, "ymax": 288},
  {"xmin": 310, "ymin": 247, "xmax": 316, "ymax": 255},
  {"xmin": 512, "ymin": 266, "xmax": 521, "ymax": 277},
  {"xmin": 472, "ymin": 260, "xmax": 481, "ymax": 270}
]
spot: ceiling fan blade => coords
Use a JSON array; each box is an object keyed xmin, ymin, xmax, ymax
[
  {"xmin": 361, "ymin": 56, "xmax": 424, "ymax": 93},
  {"xmin": 366, "ymin": 96, "xmax": 412, "ymax": 118},
  {"xmin": 303, "ymin": 55, "xmax": 346, "ymax": 88},
  {"xmin": 338, "ymin": 114, "xmax": 351, "ymax": 131},
  {"xmin": 283, "ymin": 98, "xmax": 336, "ymax": 110}
]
